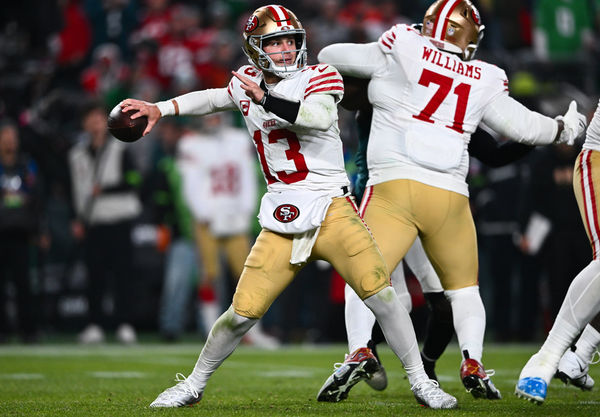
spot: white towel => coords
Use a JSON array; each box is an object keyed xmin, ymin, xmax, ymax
[{"xmin": 290, "ymin": 226, "xmax": 321, "ymax": 265}]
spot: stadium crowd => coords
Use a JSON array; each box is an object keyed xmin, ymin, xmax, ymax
[{"xmin": 0, "ymin": 0, "xmax": 599, "ymax": 348}]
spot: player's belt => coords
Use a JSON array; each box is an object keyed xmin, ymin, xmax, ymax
[{"xmin": 341, "ymin": 186, "xmax": 349, "ymax": 195}]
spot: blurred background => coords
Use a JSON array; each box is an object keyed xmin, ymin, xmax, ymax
[{"xmin": 0, "ymin": 0, "xmax": 599, "ymax": 346}]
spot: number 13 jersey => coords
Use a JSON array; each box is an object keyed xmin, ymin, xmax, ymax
[
  {"xmin": 367, "ymin": 24, "xmax": 508, "ymax": 196},
  {"xmin": 227, "ymin": 64, "xmax": 350, "ymax": 194}
]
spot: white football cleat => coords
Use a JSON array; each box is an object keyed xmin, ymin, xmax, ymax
[
  {"xmin": 243, "ymin": 324, "xmax": 280, "ymax": 350},
  {"xmin": 317, "ymin": 347, "xmax": 379, "ymax": 402},
  {"xmin": 149, "ymin": 373, "xmax": 203, "ymax": 408},
  {"xmin": 411, "ymin": 379, "xmax": 458, "ymax": 409},
  {"xmin": 556, "ymin": 349, "xmax": 596, "ymax": 391},
  {"xmin": 78, "ymin": 324, "xmax": 105, "ymax": 344},
  {"xmin": 116, "ymin": 323, "xmax": 137, "ymax": 344}
]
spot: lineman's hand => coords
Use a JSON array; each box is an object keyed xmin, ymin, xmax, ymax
[
  {"xmin": 555, "ymin": 100, "xmax": 587, "ymax": 145},
  {"xmin": 120, "ymin": 98, "xmax": 161, "ymax": 136}
]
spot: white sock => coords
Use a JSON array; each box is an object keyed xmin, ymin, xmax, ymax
[
  {"xmin": 575, "ymin": 324, "xmax": 600, "ymax": 363},
  {"xmin": 390, "ymin": 261, "xmax": 412, "ymax": 312},
  {"xmin": 363, "ymin": 287, "xmax": 428, "ymax": 385},
  {"xmin": 188, "ymin": 306, "xmax": 256, "ymax": 391},
  {"xmin": 345, "ymin": 262, "xmax": 410, "ymax": 353},
  {"xmin": 445, "ymin": 286, "xmax": 485, "ymax": 362},
  {"xmin": 521, "ymin": 260, "xmax": 600, "ymax": 383},
  {"xmin": 199, "ymin": 301, "xmax": 220, "ymax": 337},
  {"xmin": 345, "ymin": 284, "xmax": 375, "ymax": 352}
]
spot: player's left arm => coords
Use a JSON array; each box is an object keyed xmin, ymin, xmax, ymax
[{"xmin": 318, "ymin": 42, "xmax": 384, "ymax": 78}]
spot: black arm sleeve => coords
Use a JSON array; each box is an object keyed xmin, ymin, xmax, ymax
[
  {"xmin": 469, "ymin": 128, "xmax": 535, "ymax": 167},
  {"xmin": 259, "ymin": 81, "xmax": 301, "ymax": 124}
]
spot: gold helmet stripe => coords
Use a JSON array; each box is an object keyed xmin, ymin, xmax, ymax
[
  {"xmin": 266, "ymin": 5, "xmax": 291, "ymax": 26},
  {"xmin": 433, "ymin": 0, "xmax": 461, "ymax": 40}
]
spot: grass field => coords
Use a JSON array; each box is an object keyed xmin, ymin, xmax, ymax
[{"xmin": 1, "ymin": 342, "xmax": 599, "ymax": 416}]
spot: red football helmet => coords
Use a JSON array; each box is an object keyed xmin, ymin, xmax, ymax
[
  {"xmin": 421, "ymin": 0, "xmax": 484, "ymax": 61},
  {"xmin": 242, "ymin": 5, "xmax": 307, "ymax": 78}
]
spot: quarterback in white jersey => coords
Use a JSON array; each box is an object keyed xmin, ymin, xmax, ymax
[
  {"xmin": 121, "ymin": 4, "xmax": 456, "ymax": 409},
  {"xmin": 319, "ymin": 0, "xmax": 587, "ymax": 401},
  {"xmin": 516, "ymin": 100, "xmax": 600, "ymax": 404}
]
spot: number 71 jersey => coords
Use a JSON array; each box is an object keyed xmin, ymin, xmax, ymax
[
  {"xmin": 227, "ymin": 64, "xmax": 350, "ymax": 194},
  {"xmin": 367, "ymin": 24, "xmax": 509, "ymax": 197}
]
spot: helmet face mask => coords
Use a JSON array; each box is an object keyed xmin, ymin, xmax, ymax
[
  {"xmin": 422, "ymin": 0, "xmax": 484, "ymax": 61},
  {"xmin": 243, "ymin": 5, "xmax": 307, "ymax": 79}
]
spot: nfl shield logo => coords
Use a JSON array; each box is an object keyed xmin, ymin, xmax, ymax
[{"xmin": 240, "ymin": 100, "xmax": 250, "ymax": 116}]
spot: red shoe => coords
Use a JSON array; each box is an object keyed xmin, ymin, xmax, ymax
[
  {"xmin": 460, "ymin": 358, "xmax": 502, "ymax": 399},
  {"xmin": 317, "ymin": 347, "xmax": 379, "ymax": 402}
]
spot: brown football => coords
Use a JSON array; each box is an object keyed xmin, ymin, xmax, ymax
[{"xmin": 107, "ymin": 104, "xmax": 148, "ymax": 142}]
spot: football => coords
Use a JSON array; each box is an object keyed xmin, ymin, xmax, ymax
[{"xmin": 107, "ymin": 104, "xmax": 148, "ymax": 142}]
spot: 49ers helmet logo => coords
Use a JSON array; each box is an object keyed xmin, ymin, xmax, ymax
[
  {"xmin": 274, "ymin": 204, "xmax": 300, "ymax": 223},
  {"xmin": 244, "ymin": 15, "xmax": 259, "ymax": 33}
]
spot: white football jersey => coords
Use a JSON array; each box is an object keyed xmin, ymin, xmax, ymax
[
  {"xmin": 584, "ymin": 99, "xmax": 600, "ymax": 152},
  {"xmin": 367, "ymin": 24, "xmax": 509, "ymax": 196},
  {"xmin": 227, "ymin": 64, "xmax": 350, "ymax": 194},
  {"xmin": 178, "ymin": 126, "xmax": 257, "ymax": 236}
]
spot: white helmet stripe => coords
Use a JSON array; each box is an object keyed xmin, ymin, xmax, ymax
[
  {"xmin": 434, "ymin": 0, "xmax": 461, "ymax": 40},
  {"xmin": 267, "ymin": 5, "xmax": 288, "ymax": 26}
]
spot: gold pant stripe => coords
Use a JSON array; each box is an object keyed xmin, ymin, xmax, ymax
[{"xmin": 574, "ymin": 149, "xmax": 600, "ymax": 259}]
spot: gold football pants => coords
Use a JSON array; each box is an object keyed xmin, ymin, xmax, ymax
[
  {"xmin": 232, "ymin": 197, "xmax": 390, "ymax": 318},
  {"xmin": 194, "ymin": 223, "xmax": 250, "ymax": 283},
  {"xmin": 362, "ymin": 179, "xmax": 478, "ymax": 291}
]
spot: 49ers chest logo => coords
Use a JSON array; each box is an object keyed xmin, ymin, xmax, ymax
[{"xmin": 274, "ymin": 204, "xmax": 300, "ymax": 223}]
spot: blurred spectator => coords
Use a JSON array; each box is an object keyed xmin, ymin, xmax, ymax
[
  {"xmin": 143, "ymin": 118, "xmax": 198, "ymax": 341},
  {"xmin": 532, "ymin": 0, "xmax": 598, "ymax": 92},
  {"xmin": 533, "ymin": 0, "xmax": 596, "ymax": 62},
  {"xmin": 68, "ymin": 102, "xmax": 142, "ymax": 344},
  {"xmin": 0, "ymin": 121, "xmax": 46, "ymax": 343},
  {"xmin": 305, "ymin": 0, "xmax": 350, "ymax": 61},
  {"xmin": 471, "ymin": 128, "xmax": 534, "ymax": 341},
  {"xmin": 519, "ymin": 143, "xmax": 590, "ymax": 330},
  {"xmin": 83, "ymin": 0, "xmax": 139, "ymax": 59},
  {"xmin": 130, "ymin": 0, "xmax": 173, "ymax": 46},
  {"xmin": 155, "ymin": 3, "xmax": 206, "ymax": 92},
  {"xmin": 48, "ymin": 0, "xmax": 92, "ymax": 88},
  {"xmin": 177, "ymin": 114, "xmax": 278, "ymax": 347},
  {"xmin": 80, "ymin": 43, "xmax": 131, "ymax": 108}
]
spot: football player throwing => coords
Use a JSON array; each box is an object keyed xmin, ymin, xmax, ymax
[{"xmin": 121, "ymin": 4, "xmax": 457, "ymax": 409}]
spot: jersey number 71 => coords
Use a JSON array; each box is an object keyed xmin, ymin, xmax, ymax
[{"xmin": 412, "ymin": 68, "xmax": 471, "ymax": 134}]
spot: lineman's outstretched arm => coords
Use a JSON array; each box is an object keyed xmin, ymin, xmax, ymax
[
  {"xmin": 482, "ymin": 96, "xmax": 586, "ymax": 146},
  {"xmin": 318, "ymin": 43, "xmax": 385, "ymax": 78}
]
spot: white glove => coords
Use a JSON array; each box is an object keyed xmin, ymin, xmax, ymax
[{"xmin": 555, "ymin": 100, "xmax": 587, "ymax": 145}]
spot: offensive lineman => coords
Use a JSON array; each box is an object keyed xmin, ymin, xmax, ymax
[
  {"xmin": 121, "ymin": 5, "xmax": 457, "ymax": 409},
  {"xmin": 318, "ymin": 0, "xmax": 587, "ymax": 400},
  {"xmin": 516, "ymin": 100, "xmax": 600, "ymax": 404}
]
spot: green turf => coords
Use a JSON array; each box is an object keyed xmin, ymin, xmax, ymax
[{"xmin": 0, "ymin": 343, "xmax": 598, "ymax": 416}]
